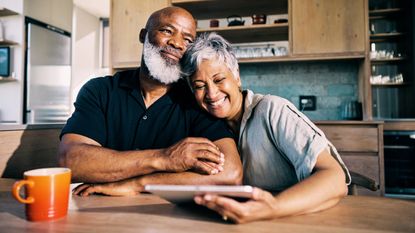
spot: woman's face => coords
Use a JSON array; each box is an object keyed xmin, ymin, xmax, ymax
[{"xmin": 191, "ymin": 59, "xmax": 243, "ymax": 121}]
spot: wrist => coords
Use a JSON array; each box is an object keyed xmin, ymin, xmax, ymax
[{"xmin": 150, "ymin": 149, "xmax": 167, "ymax": 172}]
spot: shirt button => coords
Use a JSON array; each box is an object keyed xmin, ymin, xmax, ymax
[{"xmin": 142, "ymin": 115, "xmax": 148, "ymax": 120}]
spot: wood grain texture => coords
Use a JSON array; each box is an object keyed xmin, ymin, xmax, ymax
[
  {"xmin": 0, "ymin": 129, "xmax": 61, "ymax": 178},
  {"xmin": 318, "ymin": 125, "xmax": 379, "ymax": 152},
  {"xmin": 110, "ymin": 0, "xmax": 168, "ymax": 68},
  {"xmin": 291, "ymin": 0, "xmax": 366, "ymax": 54},
  {"xmin": 316, "ymin": 122, "xmax": 384, "ymax": 196},
  {"xmin": 1, "ymin": 178, "xmax": 414, "ymax": 233}
]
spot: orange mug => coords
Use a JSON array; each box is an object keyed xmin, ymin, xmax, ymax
[{"xmin": 12, "ymin": 167, "xmax": 71, "ymax": 221}]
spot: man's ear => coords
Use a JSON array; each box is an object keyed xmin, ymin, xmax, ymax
[{"xmin": 139, "ymin": 29, "xmax": 147, "ymax": 43}]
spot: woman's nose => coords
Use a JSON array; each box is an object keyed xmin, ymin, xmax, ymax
[{"xmin": 206, "ymin": 83, "xmax": 219, "ymax": 98}]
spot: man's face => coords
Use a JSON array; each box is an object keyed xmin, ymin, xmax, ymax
[
  {"xmin": 143, "ymin": 9, "xmax": 196, "ymax": 84},
  {"xmin": 147, "ymin": 11, "xmax": 196, "ymax": 64}
]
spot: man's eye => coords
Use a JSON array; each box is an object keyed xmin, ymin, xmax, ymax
[
  {"xmin": 185, "ymin": 38, "xmax": 194, "ymax": 44},
  {"xmin": 161, "ymin": 29, "xmax": 172, "ymax": 34}
]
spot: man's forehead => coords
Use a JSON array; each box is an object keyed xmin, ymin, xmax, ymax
[{"xmin": 149, "ymin": 9, "xmax": 196, "ymax": 34}]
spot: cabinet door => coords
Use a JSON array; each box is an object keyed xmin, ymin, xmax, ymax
[
  {"xmin": 291, "ymin": 0, "xmax": 366, "ymax": 55},
  {"xmin": 110, "ymin": 0, "xmax": 169, "ymax": 68}
]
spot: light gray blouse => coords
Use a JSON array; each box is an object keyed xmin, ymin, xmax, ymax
[{"xmin": 238, "ymin": 90, "xmax": 351, "ymax": 191}]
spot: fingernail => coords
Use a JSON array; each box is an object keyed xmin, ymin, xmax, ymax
[
  {"xmin": 204, "ymin": 195, "xmax": 212, "ymax": 201},
  {"xmin": 218, "ymin": 166, "xmax": 224, "ymax": 172},
  {"xmin": 220, "ymin": 157, "xmax": 225, "ymax": 163},
  {"xmin": 220, "ymin": 153, "xmax": 224, "ymax": 158},
  {"xmin": 211, "ymin": 169, "xmax": 218, "ymax": 174}
]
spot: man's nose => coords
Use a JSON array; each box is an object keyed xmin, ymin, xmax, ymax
[{"xmin": 167, "ymin": 34, "xmax": 185, "ymax": 51}]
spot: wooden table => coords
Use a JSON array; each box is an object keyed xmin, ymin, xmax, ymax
[{"xmin": 1, "ymin": 178, "xmax": 414, "ymax": 233}]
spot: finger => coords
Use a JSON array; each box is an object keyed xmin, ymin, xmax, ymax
[
  {"xmin": 72, "ymin": 183, "xmax": 92, "ymax": 195},
  {"xmin": 79, "ymin": 185, "xmax": 100, "ymax": 197},
  {"xmin": 252, "ymin": 187, "xmax": 273, "ymax": 201},
  {"xmin": 202, "ymin": 195, "xmax": 242, "ymax": 223},
  {"xmin": 192, "ymin": 160, "xmax": 219, "ymax": 175},
  {"xmin": 197, "ymin": 149, "xmax": 224, "ymax": 164},
  {"xmin": 202, "ymin": 161, "xmax": 224, "ymax": 172}
]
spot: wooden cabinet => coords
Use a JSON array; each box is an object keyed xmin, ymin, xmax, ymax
[
  {"xmin": 368, "ymin": 0, "xmax": 415, "ymax": 119},
  {"xmin": 164, "ymin": 0, "xmax": 367, "ymax": 64},
  {"xmin": 316, "ymin": 121, "xmax": 384, "ymax": 196},
  {"xmin": 110, "ymin": 0, "xmax": 169, "ymax": 69},
  {"xmin": 291, "ymin": 0, "xmax": 366, "ymax": 55}
]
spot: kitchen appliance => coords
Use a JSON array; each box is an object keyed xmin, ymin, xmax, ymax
[
  {"xmin": 23, "ymin": 18, "xmax": 71, "ymax": 124},
  {"xmin": 384, "ymin": 131, "xmax": 415, "ymax": 198}
]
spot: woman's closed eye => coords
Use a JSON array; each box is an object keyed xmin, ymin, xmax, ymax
[
  {"xmin": 193, "ymin": 84, "xmax": 206, "ymax": 90},
  {"xmin": 214, "ymin": 77, "xmax": 226, "ymax": 84}
]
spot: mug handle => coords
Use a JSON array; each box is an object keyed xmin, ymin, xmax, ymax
[{"xmin": 12, "ymin": 180, "xmax": 35, "ymax": 204}]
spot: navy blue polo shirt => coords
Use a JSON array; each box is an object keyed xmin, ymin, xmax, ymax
[{"xmin": 60, "ymin": 68, "xmax": 233, "ymax": 151}]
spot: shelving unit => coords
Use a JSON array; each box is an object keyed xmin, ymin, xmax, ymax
[
  {"xmin": 0, "ymin": 8, "xmax": 18, "ymax": 17},
  {"xmin": 0, "ymin": 40, "xmax": 18, "ymax": 46},
  {"xmin": 171, "ymin": 0, "xmax": 287, "ymax": 20},
  {"xmin": 0, "ymin": 77, "xmax": 17, "ymax": 82},
  {"xmin": 368, "ymin": 0, "xmax": 414, "ymax": 119},
  {"xmin": 197, "ymin": 23, "xmax": 288, "ymax": 43}
]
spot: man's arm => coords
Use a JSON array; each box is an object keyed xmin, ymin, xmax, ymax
[
  {"xmin": 59, "ymin": 133, "xmax": 227, "ymax": 183},
  {"xmin": 72, "ymin": 137, "xmax": 243, "ymax": 196}
]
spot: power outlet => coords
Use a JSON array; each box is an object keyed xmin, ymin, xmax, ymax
[{"xmin": 299, "ymin": 95, "xmax": 316, "ymax": 111}]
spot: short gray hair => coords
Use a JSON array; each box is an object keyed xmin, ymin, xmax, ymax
[{"xmin": 181, "ymin": 32, "xmax": 239, "ymax": 87}]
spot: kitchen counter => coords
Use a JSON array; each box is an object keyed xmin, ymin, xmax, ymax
[{"xmin": 0, "ymin": 124, "xmax": 64, "ymax": 131}]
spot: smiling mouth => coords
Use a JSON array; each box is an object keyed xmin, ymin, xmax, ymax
[{"xmin": 207, "ymin": 97, "xmax": 227, "ymax": 107}]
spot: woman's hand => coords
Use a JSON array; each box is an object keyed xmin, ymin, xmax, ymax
[
  {"xmin": 194, "ymin": 187, "xmax": 278, "ymax": 224},
  {"xmin": 72, "ymin": 178, "xmax": 143, "ymax": 197}
]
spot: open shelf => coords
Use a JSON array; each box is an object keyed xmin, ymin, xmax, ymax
[
  {"xmin": 198, "ymin": 23, "xmax": 288, "ymax": 43},
  {"xmin": 0, "ymin": 77, "xmax": 17, "ymax": 82},
  {"xmin": 371, "ymin": 83, "xmax": 409, "ymax": 87},
  {"xmin": 370, "ymin": 32, "xmax": 405, "ymax": 39},
  {"xmin": 0, "ymin": 8, "xmax": 18, "ymax": 17},
  {"xmin": 238, "ymin": 53, "xmax": 365, "ymax": 64},
  {"xmin": 370, "ymin": 57, "xmax": 407, "ymax": 63},
  {"xmin": 171, "ymin": 0, "xmax": 287, "ymax": 20},
  {"xmin": 0, "ymin": 40, "xmax": 18, "ymax": 46},
  {"xmin": 369, "ymin": 8, "xmax": 403, "ymax": 16}
]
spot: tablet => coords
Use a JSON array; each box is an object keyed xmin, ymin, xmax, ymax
[{"xmin": 144, "ymin": 185, "xmax": 254, "ymax": 204}]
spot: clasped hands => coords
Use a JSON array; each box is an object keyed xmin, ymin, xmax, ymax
[{"xmin": 73, "ymin": 137, "xmax": 224, "ymax": 196}]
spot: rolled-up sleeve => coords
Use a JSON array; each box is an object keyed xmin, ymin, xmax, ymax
[{"xmin": 267, "ymin": 96, "xmax": 350, "ymax": 183}]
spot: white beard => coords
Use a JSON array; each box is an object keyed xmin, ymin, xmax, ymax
[{"xmin": 143, "ymin": 35, "xmax": 182, "ymax": 84}]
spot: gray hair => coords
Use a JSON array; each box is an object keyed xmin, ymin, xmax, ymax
[{"xmin": 181, "ymin": 32, "xmax": 239, "ymax": 88}]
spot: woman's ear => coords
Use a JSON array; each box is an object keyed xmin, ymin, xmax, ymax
[
  {"xmin": 236, "ymin": 75, "xmax": 242, "ymax": 88},
  {"xmin": 139, "ymin": 29, "xmax": 147, "ymax": 43}
]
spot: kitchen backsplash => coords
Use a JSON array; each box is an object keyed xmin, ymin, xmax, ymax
[{"xmin": 239, "ymin": 61, "xmax": 359, "ymax": 120}]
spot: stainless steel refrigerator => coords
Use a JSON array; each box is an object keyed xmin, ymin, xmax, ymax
[{"xmin": 24, "ymin": 18, "xmax": 71, "ymax": 124}]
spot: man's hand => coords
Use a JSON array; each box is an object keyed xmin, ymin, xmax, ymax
[
  {"xmin": 73, "ymin": 179, "xmax": 143, "ymax": 197},
  {"xmin": 160, "ymin": 137, "xmax": 225, "ymax": 175}
]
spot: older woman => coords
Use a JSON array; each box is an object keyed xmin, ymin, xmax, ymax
[{"xmin": 181, "ymin": 32, "xmax": 351, "ymax": 223}]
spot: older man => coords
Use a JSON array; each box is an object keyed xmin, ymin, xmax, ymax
[{"xmin": 59, "ymin": 7, "xmax": 242, "ymax": 196}]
